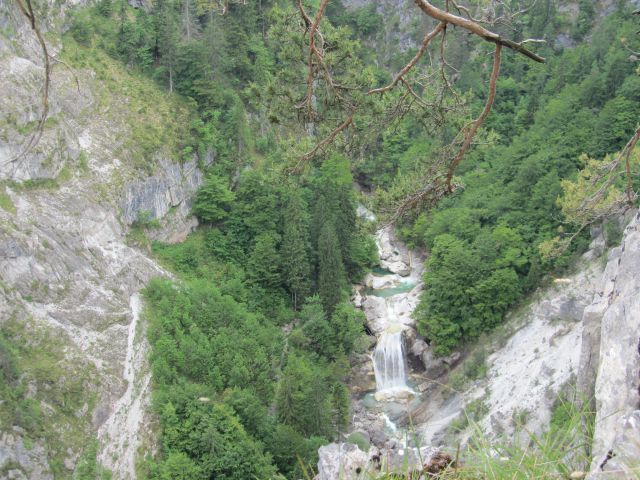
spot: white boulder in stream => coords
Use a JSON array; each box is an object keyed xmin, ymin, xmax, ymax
[{"xmin": 377, "ymin": 226, "xmax": 413, "ymax": 277}]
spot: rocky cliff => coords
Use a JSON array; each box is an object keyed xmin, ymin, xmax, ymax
[
  {"xmin": 582, "ymin": 212, "xmax": 640, "ymax": 478},
  {"xmin": 0, "ymin": 2, "xmax": 207, "ymax": 477}
]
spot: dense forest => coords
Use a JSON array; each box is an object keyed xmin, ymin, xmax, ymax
[{"xmin": 3, "ymin": 0, "xmax": 628, "ymax": 477}]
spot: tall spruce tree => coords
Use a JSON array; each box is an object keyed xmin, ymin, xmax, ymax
[
  {"xmin": 317, "ymin": 221, "xmax": 346, "ymax": 316},
  {"xmin": 247, "ymin": 232, "xmax": 282, "ymax": 290},
  {"xmin": 281, "ymin": 189, "xmax": 311, "ymax": 310}
]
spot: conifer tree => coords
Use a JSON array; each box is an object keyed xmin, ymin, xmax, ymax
[
  {"xmin": 247, "ymin": 232, "xmax": 282, "ymax": 290},
  {"xmin": 153, "ymin": 0, "xmax": 180, "ymax": 91},
  {"xmin": 281, "ymin": 189, "xmax": 311, "ymax": 309},
  {"xmin": 317, "ymin": 222, "xmax": 346, "ymax": 316}
]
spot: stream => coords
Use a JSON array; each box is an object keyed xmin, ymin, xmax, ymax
[{"xmin": 349, "ymin": 212, "xmax": 427, "ymax": 445}]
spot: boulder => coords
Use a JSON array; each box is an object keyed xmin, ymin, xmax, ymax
[
  {"xmin": 410, "ymin": 338, "xmax": 428, "ymax": 358},
  {"xmin": 362, "ymin": 295, "xmax": 388, "ymax": 334},
  {"xmin": 380, "ymin": 260, "xmax": 411, "ymax": 277},
  {"xmin": 317, "ymin": 443, "xmax": 369, "ymax": 480},
  {"xmin": 317, "ymin": 442, "xmax": 440, "ymax": 480},
  {"xmin": 377, "ymin": 227, "xmax": 412, "ymax": 276},
  {"xmin": 385, "ymin": 446, "xmax": 439, "ymax": 472},
  {"xmin": 421, "ymin": 348, "xmax": 449, "ymax": 379},
  {"xmin": 352, "ymin": 288, "xmax": 364, "ymax": 309},
  {"xmin": 368, "ymin": 426, "xmax": 389, "ymax": 447}
]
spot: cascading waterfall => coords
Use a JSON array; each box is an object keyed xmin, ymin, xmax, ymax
[{"xmin": 372, "ymin": 329, "xmax": 408, "ymax": 392}]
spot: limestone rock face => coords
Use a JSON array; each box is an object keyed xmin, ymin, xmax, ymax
[
  {"xmin": 122, "ymin": 155, "xmax": 213, "ymax": 243},
  {"xmin": 586, "ymin": 212, "xmax": 640, "ymax": 478},
  {"xmin": 589, "ymin": 411, "xmax": 640, "ymax": 478},
  {"xmin": 0, "ymin": 2, "xmax": 208, "ymax": 478},
  {"xmin": 0, "ymin": 430, "xmax": 53, "ymax": 480},
  {"xmin": 413, "ymin": 250, "xmax": 604, "ymax": 448}
]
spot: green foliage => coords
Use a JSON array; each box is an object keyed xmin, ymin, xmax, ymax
[
  {"xmin": 247, "ymin": 232, "xmax": 282, "ymax": 289},
  {"xmin": 0, "ymin": 188, "xmax": 16, "ymax": 214},
  {"xmin": 298, "ymin": 297, "xmax": 364, "ymax": 360},
  {"xmin": 70, "ymin": 11, "xmax": 94, "ymax": 46},
  {"xmin": 68, "ymin": 0, "xmax": 640, "ymax": 476},
  {"xmin": 274, "ymin": 353, "xmax": 335, "ymax": 438},
  {"xmin": 74, "ymin": 440, "xmax": 112, "ymax": 480},
  {"xmin": 604, "ymin": 219, "xmax": 624, "ymax": 247},
  {"xmin": 461, "ymin": 349, "xmax": 488, "ymax": 382},
  {"xmin": 346, "ymin": 431, "xmax": 370, "ymax": 452},
  {"xmin": 280, "ymin": 188, "xmax": 312, "ymax": 309},
  {"xmin": 317, "ymin": 222, "xmax": 347, "ymax": 316},
  {"xmin": 406, "ymin": 11, "xmax": 640, "ymax": 355},
  {"xmin": 150, "ymin": 401, "xmax": 277, "ymax": 480},
  {"xmin": 192, "ymin": 175, "xmax": 235, "ymax": 223},
  {"xmin": 0, "ymin": 320, "xmax": 102, "ymax": 478}
]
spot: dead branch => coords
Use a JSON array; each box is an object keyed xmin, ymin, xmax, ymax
[
  {"xmin": 8, "ymin": 0, "xmax": 51, "ymax": 165},
  {"xmin": 625, "ymin": 127, "xmax": 640, "ymax": 201},
  {"xmin": 367, "ymin": 23, "xmax": 446, "ymax": 95},
  {"xmin": 446, "ymin": 43, "xmax": 501, "ymax": 191},
  {"xmin": 413, "ymin": 0, "xmax": 545, "ymax": 63},
  {"xmin": 50, "ymin": 55, "xmax": 81, "ymax": 93},
  {"xmin": 299, "ymin": 113, "xmax": 354, "ymax": 164},
  {"xmin": 296, "ymin": 0, "xmax": 312, "ymax": 28},
  {"xmin": 549, "ymin": 127, "xmax": 640, "ymax": 258},
  {"xmin": 292, "ymin": 0, "xmax": 543, "ymax": 211}
]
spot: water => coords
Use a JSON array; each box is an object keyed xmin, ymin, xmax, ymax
[
  {"xmin": 373, "ymin": 329, "xmax": 409, "ymax": 392},
  {"xmin": 382, "ymin": 413, "xmax": 398, "ymax": 433},
  {"xmin": 364, "ymin": 281, "xmax": 416, "ymax": 298},
  {"xmin": 371, "ymin": 266, "xmax": 394, "ymax": 276}
]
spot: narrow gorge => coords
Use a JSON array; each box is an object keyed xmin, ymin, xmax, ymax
[{"xmin": 1, "ymin": 0, "xmax": 640, "ymax": 479}]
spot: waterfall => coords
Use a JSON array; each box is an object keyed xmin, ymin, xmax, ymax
[{"xmin": 373, "ymin": 329, "xmax": 408, "ymax": 393}]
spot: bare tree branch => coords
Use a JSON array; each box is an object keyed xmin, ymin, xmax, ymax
[
  {"xmin": 291, "ymin": 0, "xmax": 544, "ymax": 219},
  {"xmin": 446, "ymin": 43, "xmax": 502, "ymax": 191},
  {"xmin": 8, "ymin": 0, "xmax": 51, "ymax": 165},
  {"xmin": 367, "ymin": 23, "xmax": 446, "ymax": 95},
  {"xmin": 299, "ymin": 113, "xmax": 354, "ymax": 165},
  {"xmin": 413, "ymin": 0, "xmax": 545, "ymax": 62}
]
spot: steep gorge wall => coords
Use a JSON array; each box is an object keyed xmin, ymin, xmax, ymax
[
  {"xmin": 581, "ymin": 212, "xmax": 640, "ymax": 478},
  {"xmin": 0, "ymin": 2, "xmax": 207, "ymax": 477}
]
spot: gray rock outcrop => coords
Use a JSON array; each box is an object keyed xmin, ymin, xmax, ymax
[
  {"xmin": 583, "ymin": 212, "xmax": 640, "ymax": 478},
  {"xmin": 376, "ymin": 226, "xmax": 413, "ymax": 277},
  {"xmin": 412, "ymin": 247, "xmax": 605, "ymax": 447},
  {"xmin": 0, "ymin": 429, "xmax": 53, "ymax": 480}
]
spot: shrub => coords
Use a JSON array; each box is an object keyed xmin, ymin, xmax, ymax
[{"xmin": 346, "ymin": 432, "xmax": 370, "ymax": 452}]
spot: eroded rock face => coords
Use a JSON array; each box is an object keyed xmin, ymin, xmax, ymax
[
  {"xmin": 412, "ymin": 252, "xmax": 604, "ymax": 448},
  {"xmin": 317, "ymin": 443, "xmax": 369, "ymax": 480},
  {"xmin": 122, "ymin": 155, "xmax": 213, "ymax": 243},
  {"xmin": 0, "ymin": 3, "xmax": 207, "ymax": 478},
  {"xmin": 0, "ymin": 429, "xmax": 53, "ymax": 480},
  {"xmin": 589, "ymin": 411, "xmax": 640, "ymax": 479},
  {"xmin": 585, "ymin": 212, "xmax": 640, "ymax": 478}
]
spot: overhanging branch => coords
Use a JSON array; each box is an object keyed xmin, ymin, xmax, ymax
[
  {"xmin": 414, "ymin": 0, "xmax": 545, "ymax": 63},
  {"xmin": 446, "ymin": 43, "xmax": 502, "ymax": 191}
]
